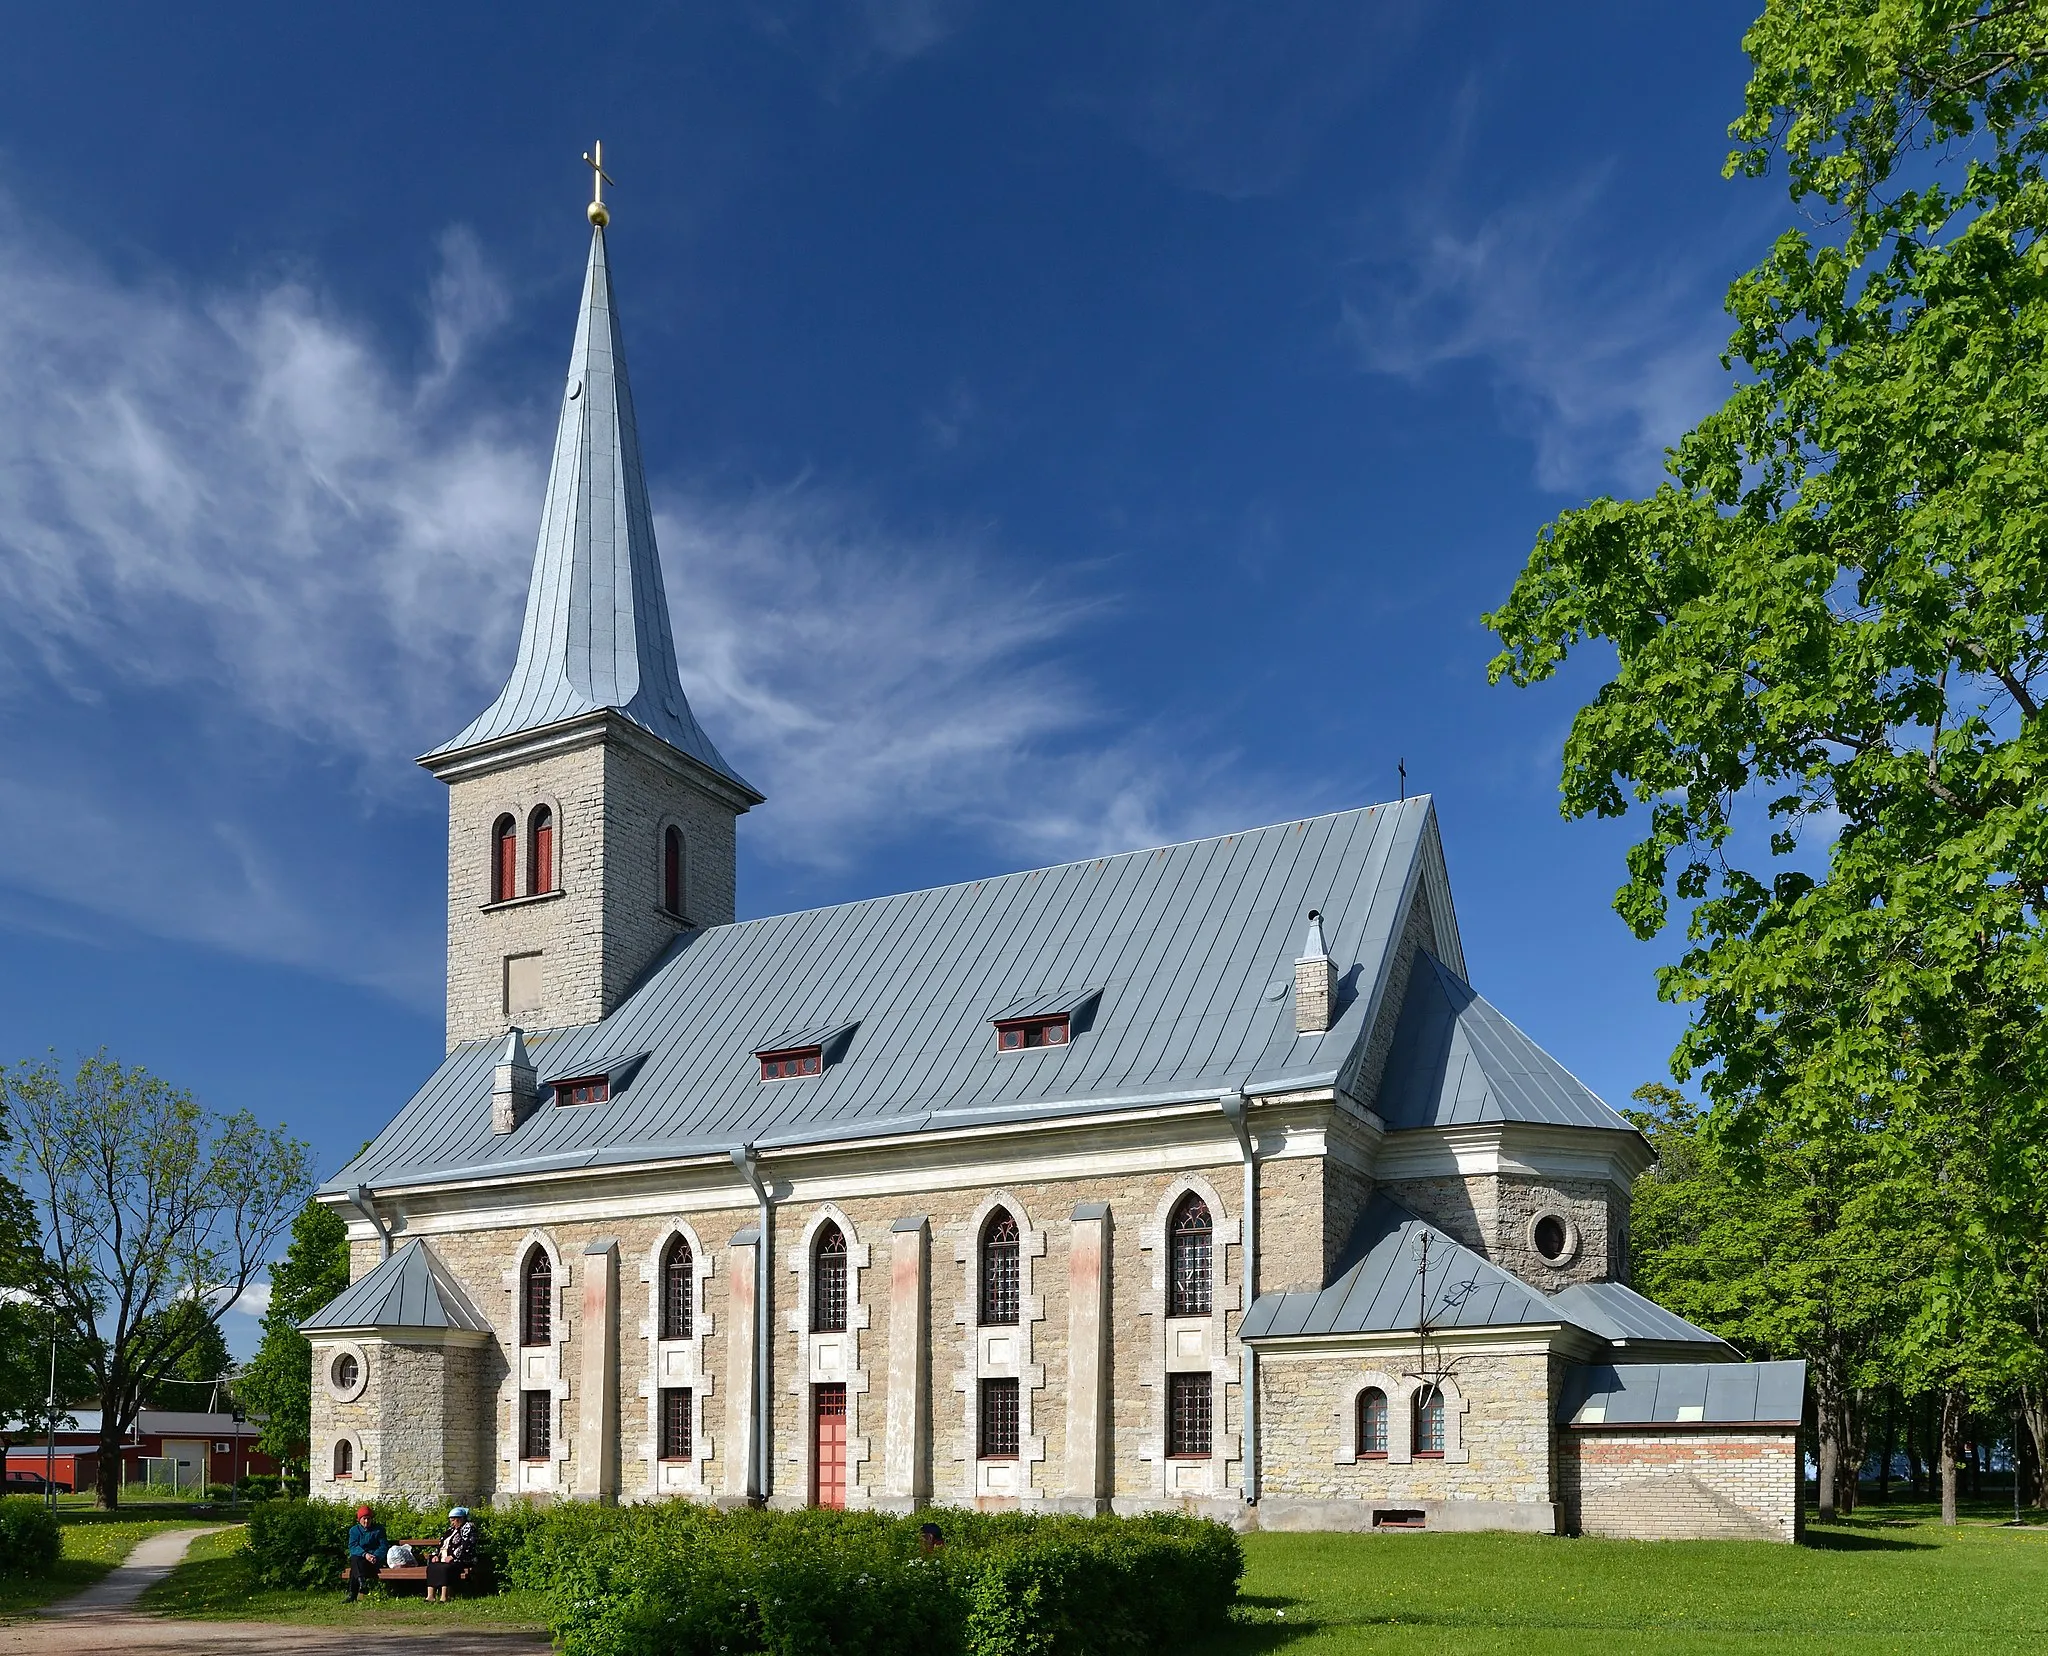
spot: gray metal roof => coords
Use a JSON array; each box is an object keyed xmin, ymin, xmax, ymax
[
  {"xmin": 299, "ymin": 1240, "xmax": 493, "ymax": 1334},
  {"xmin": 1547, "ymin": 1282, "xmax": 1737, "ymax": 1355},
  {"xmin": 1240, "ymin": 1194, "xmax": 1566, "ymax": 1339},
  {"xmin": 328, "ymin": 800, "xmax": 1460, "ymax": 1194},
  {"xmin": 1375, "ymin": 952, "xmax": 1636, "ymax": 1133},
  {"xmin": 425, "ymin": 226, "xmax": 757, "ymax": 798},
  {"xmin": 1560, "ymin": 1360, "xmax": 1806, "ymax": 1427}
]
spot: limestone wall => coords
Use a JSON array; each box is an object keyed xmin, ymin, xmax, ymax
[
  {"xmin": 1558, "ymin": 1428, "xmax": 1801, "ymax": 1542},
  {"xmin": 1380, "ymin": 1172, "xmax": 1622, "ymax": 1290}
]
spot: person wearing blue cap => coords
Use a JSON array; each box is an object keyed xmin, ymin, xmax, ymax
[{"xmin": 427, "ymin": 1506, "xmax": 479, "ymax": 1601}]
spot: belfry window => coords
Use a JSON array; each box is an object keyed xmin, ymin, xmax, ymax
[
  {"xmin": 528, "ymin": 805, "xmax": 555, "ymax": 895},
  {"xmin": 1358, "ymin": 1388, "xmax": 1389, "ymax": 1457},
  {"xmin": 660, "ymin": 1234, "xmax": 693, "ymax": 1341},
  {"xmin": 521, "ymin": 1246, "xmax": 552, "ymax": 1346},
  {"xmin": 1168, "ymin": 1194, "xmax": 1213, "ymax": 1317},
  {"xmin": 980, "ymin": 1212, "xmax": 1020, "ymax": 1326},
  {"xmin": 663, "ymin": 826, "xmax": 685, "ymax": 918},
  {"xmin": 813, "ymin": 1222, "xmax": 848, "ymax": 1333},
  {"xmin": 492, "ymin": 815, "xmax": 517, "ymax": 904},
  {"xmin": 1413, "ymin": 1385, "xmax": 1446, "ymax": 1457}
]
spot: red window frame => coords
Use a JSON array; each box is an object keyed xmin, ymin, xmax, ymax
[
  {"xmin": 521, "ymin": 1247, "xmax": 552, "ymax": 1347},
  {"xmin": 812, "ymin": 1223, "xmax": 848, "ymax": 1333},
  {"xmin": 528, "ymin": 806, "xmax": 555, "ymax": 895},
  {"xmin": 492, "ymin": 816, "xmax": 517, "ymax": 904},
  {"xmin": 979, "ymin": 1213, "xmax": 1020, "ymax": 1326},
  {"xmin": 759, "ymin": 1047, "xmax": 823, "ymax": 1081},
  {"xmin": 1357, "ymin": 1388, "xmax": 1389, "ymax": 1458},
  {"xmin": 1168, "ymin": 1195, "xmax": 1214, "ymax": 1317},
  {"xmin": 554, "ymin": 1076, "xmax": 610, "ymax": 1108},
  {"xmin": 995, "ymin": 1016, "xmax": 1069, "ymax": 1051},
  {"xmin": 1412, "ymin": 1386, "xmax": 1446, "ymax": 1458}
]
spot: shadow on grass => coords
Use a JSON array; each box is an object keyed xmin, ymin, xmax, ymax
[
  {"xmin": 1192, "ymin": 1595, "xmax": 1323, "ymax": 1654},
  {"xmin": 1802, "ymin": 1527, "xmax": 1935, "ymax": 1552}
]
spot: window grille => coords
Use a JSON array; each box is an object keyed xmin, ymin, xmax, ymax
[
  {"xmin": 663, "ymin": 826, "xmax": 684, "ymax": 916},
  {"xmin": 522, "ymin": 1390, "xmax": 552, "ymax": 1461},
  {"xmin": 660, "ymin": 1387, "xmax": 693, "ymax": 1460},
  {"xmin": 1167, "ymin": 1372, "xmax": 1212, "ymax": 1457},
  {"xmin": 492, "ymin": 816, "xmax": 517, "ymax": 904},
  {"xmin": 1413, "ymin": 1386, "xmax": 1446, "ymax": 1457},
  {"xmin": 1168, "ymin": 1195, "xmax": 1213, "ymax": 1317},
  {"xmin": 980, "ymin": 1213, "xmax": 1020, "ymax": 1325},
  {"xmin": 528, "ymin": 806, "xmax": 554, "ymax": 895},
  {"xmin": 979, "ymin": 1377, "xmax": 1020, "ymax": 1459},
  {"xmin": 995, "ymin": 1016, "xmax": 1069, "ymax": 1050},
  {"xmin": 521, "ymin": 1247, "xmax": 552, "ymax": 1346},
  {"xmin": 1358, "ymin": 1388, "xmax": 1389, "ymax": 1456},
  {"xmin": 555, "ymin": 1076, "xmax": 609, "ymax": 1107},
  {"xmin": 813, "ymin": 1223, "xmax": 848, "ymax": 1332},
  {"xmin": 660, "ymin": 1235, "xmax": 693, "ymax": 1341}
]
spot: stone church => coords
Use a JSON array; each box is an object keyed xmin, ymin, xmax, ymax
[{"xmin": 303, "ymin": 197, "xmax": 1805, "ymax": 1542}]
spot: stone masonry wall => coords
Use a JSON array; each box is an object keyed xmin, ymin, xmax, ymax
[
  {"xmin": 1558, "ymin": 1429, "xmax": 1801, "ymax": 1542},
  {"xmin": 309, "ymin": 1336, "xmax": 487, "ymax": 1504},
  {"xmin": 1381, "ymin": 1173, "xmax": 1622, "ymax": 1290}
]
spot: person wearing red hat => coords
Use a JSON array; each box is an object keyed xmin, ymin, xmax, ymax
[{"xmin": 345, "ymin": 1505, "xmax": 389, "ymax": 1602}]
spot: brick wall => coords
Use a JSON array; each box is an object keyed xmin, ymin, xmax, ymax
[{"xmin": 1558, "ymin": 1428, "xmax": 1801, "ymax": 1542}]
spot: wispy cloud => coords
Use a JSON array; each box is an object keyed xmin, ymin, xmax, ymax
[
  {"xmin": 1342, "ymin": 169, "xmax": 1739, "ymax": 494},
  {"xmin": 0, "ymin": 200, "xmax": 1291, "ymax": 1001}
]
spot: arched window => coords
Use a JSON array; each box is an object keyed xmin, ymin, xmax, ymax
[
  {"xmin": 1357, "ymin": 1388, "xmax": 1389, "ymax": 1457},
  {"xmin": 332, "ymin": 1437, "xmax": 353, "ymax": 1479},
  {"xmin": 528, "ymin": 805, "xmax": 555, "ymax": 895},
  {"xmin": 660, "ymin": 1234, "xmax": 693, "ymax": 1342},
  {"xmin": 1168, "ymin": 1194, "xmax": 1213, "ymax": 1317},
  {"xmin": 980, "ymin": 1212, "xmax": 1020, "ymax": 1325},
  {"xmin": 1413, "ymin": 1385, "xmax": 1446, "ymax": 1457},
  {"xmin": 813, "ymin": 1222, "xmax": 847, "ymax": 1333},
  {"xmin": 663, "ymin": 826, "xmax": 685, "ymax": 917},
  {"xmin": 521, "ymin": 1245, "xmax": 552, "ymax": 1347},
  {"xmin": 492, "ymin": 815, "xmax": 517, "ymax": 904}
]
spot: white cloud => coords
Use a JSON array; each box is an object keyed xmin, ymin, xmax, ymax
[{"xmin": 1342, "ymin": 170, "xmax": 1738, "ymax": 493}]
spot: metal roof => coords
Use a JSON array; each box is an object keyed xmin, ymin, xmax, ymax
[
  {"xmin": 1375, "ymin": 952, "xmax": 1636, "ymax": 1133},
  {"xmin": 1560, "ymin": 1360, "xmax": 1807, "ymax": 1427},
  {"xmin": 299, "ymin": 1239, "xmax": 493, "ymax": 1334},
  {"xmin": 327, "ymin": 800, "xmax": 1462, "ymax": 1194},
  {"xmin": 425, "ymin": 226, "xmax": 758, "ymax": 799},
  {"xmin": 1547, "ymin": 1282, "xmax": 1738, "ymax": 1355},
  {"xmin": 1239, "ymin": 1194, "xmax": 1566, "ymax": 1339}
]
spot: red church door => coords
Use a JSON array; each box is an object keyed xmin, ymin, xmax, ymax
[{"xmin": 814, "ymin": 1384, "xmax": 847, "ymax": 1509}]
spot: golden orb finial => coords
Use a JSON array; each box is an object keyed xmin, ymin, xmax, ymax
[{"xmin": 582, "ymin": 142, "xmax": 615, "ymax": 229}]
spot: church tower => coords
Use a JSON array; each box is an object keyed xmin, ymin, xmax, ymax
[{"xmin": 422, "ymin": 177, "xmax": 761, "ymax": 1051}]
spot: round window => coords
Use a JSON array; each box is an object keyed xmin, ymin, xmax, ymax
[
  {"xmin": 1530, "ymin": 1211, "xmax": 1578, "ymax": 1265},
  {"xmin": 333, "ymin": 1352, "xmax": 360, "ymax": 1391}
]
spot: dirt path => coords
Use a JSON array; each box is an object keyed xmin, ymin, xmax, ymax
[{"xmin": 6, "ymin": 1528, "xmax": 550, "ymax": 1655}]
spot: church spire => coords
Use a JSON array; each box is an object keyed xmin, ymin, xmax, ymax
[{"xmin": 427, "ymin": 191, "xmax": 758, "ymax": 800}]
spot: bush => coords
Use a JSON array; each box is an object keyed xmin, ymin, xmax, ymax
[
  {"xmin": 0, "ymin": 1496, "xmax": 61, "ymax": 1576},
  {"xmin": 235, "ymin": 1473, "xmax": 284, "ymax": 1501},
  {"xmin": 246, "ymin": 1496, "xmax": 444, "ymax": 1590}
]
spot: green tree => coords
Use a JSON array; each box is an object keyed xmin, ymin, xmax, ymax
[
  {"xmin": 2, "ymin": 1052, "xmax": 312, "ymax": 1507},
  {"xmin": 235, "ymin": 1200, "xmax": 349, "ymax": 1477},
  {"xmin": 135, "ymin": 1299, "xmax": 235, "ymax": 1410}
]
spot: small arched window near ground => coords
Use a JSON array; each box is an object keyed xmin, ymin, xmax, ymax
[
  {"xmin": 663, "ymin": 826, "xmax": 685, "ymax": 917},
  {"xmin": 521, "ymin": 1245, "xmax": 553, "ymax": 1346},
  {"xmin": 332, "ymin": 1351, "xmax": 360, "ymax": 1393},
  {"xmin": 528, "ymin": 805, "xmax": 555, "ymax": 895},
  {"xmin": 332, "ymin": 1438, "xmax": 353, "ymax": 1479},
  {"xmin": 492, "ymin": 815, "xmax": 517, "ymax": 903},
  {"xmin": 1168, "ymin": 1194, "xmax": 1213, "ymax": 1317},
  {"xmin": 1357, "ymin": 1387, "xmax": 1389, "ymax": 1457},
  {"xmin": 1413, "ymin": 1385, "xmax": 1446, "ymax": 1457},
  {"xmin": 980, "ymin": 1211, "xmax": 1020, "ymax": 1325},
  {"xmin": 813, "ymin": 1222, "xmax": 848, "ymax": 1333},
  {"xmin": 660, "ymin": 1234, "xmax": 693, "ymax": 1341}
]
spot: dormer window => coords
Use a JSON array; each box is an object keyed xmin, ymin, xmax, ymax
[
  {"xmin": 995, "ymin": 1015, "xmax": 1068, "ymax": 1051},
  {"xmin": 555, "ymin": 1076, "xmax": 609, "ymax": 1107},
  {"xmin": 760, "ymin": 1047, "xmax": 823, "ymax": 1081}
]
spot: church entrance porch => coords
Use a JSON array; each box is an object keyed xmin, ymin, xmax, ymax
[{"xmin": 814, "ymin": 1384, "xmax": 847, "ymax": 1509}]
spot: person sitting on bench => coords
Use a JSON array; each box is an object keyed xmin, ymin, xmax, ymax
[
  {"xmin": 426, "ymin": 1506, "xmax": 479, "ymax": 1602},
  {"xmin": 345, "ymin": 1505, "xmax": 388, "ymax": 1602}
]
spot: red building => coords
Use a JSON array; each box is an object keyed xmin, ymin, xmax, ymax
[{"xmin": 4, "ymin": 1408, "xmax": 275, "ymax": 1492}]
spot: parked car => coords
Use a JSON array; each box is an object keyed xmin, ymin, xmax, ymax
[{"xmin": 4, "ymin": 1471, "xmax": 70, "ymax": 1494}]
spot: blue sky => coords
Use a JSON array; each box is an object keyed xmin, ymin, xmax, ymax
[{"xmin": 0, "ymin": 1, "xmax": 1774, "ymax": 1350}]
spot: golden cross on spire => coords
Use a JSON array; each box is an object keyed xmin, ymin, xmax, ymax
[{"xmin": 582, "ymin": 141, "xmax": 615, "ymax": 228}]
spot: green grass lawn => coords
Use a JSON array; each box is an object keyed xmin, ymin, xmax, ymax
[
  {"xmin": 1204, "ymin": 1499, "xmax": 2048, "ymax": 1655},
  {"xmin": 0, "ymin": 1514, "xmax": 204, "ymax": 1619},
  {"xmin": 139, "ymin": 1526, "xmax": 551, "ymax": 1630}
]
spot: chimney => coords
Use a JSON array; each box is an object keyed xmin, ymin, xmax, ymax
[
  {"xmin": 1294, "ymin": 909, "xmax": 1337, "ymax": 1035},
  {"xmin": 492, "ymin": 1027, "xmax": 540, "ymax": 1134}
]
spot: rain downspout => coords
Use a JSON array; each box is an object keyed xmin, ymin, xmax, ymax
[
  {"xmin": 730, "ymin": 1144, "xmax": 772, "ymax": 1504},
  {"xmin": 348, "ymin": 1184, "xmax": 392, "ymax": 1260},
  {"xmin": 1218, "ymin": 1089, "xmax": 1258, "ymax": 1505}
]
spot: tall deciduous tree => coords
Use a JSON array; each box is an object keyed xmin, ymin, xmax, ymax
[
  {"xmin": 235, "ymin": 1200, "xmax": 349, "ymax": 1479},
  {"xmin": 1488, "ymin": 2, "xmax": 2048, "ymax": 1519},
  {"xmin": 2, "ymin": 1053, "xmax": 312, "ymax": 1507}
]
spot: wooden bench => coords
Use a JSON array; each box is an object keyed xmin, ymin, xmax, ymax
[{"xmin": 340, "ymin": 1540, "xmax": 444, "ymax": 1594}]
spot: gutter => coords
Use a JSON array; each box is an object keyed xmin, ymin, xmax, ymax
[
  {"xmin": 347, "ymin": 1184, "xmax": 393, "ymax": 1260},
  {"xmin": 1217, "ymin": 1089, "xmax": 1259, "ymax": 1505},
  {"xmin": 729, "ymin": 1144, "xmax": 772, "ymax": 1504}
]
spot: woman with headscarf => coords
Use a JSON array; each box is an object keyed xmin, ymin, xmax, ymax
[
  {"xmin": 426, "ymin": 1506, "xmax": 479, "ymax": 1602},
  {"xmin": 344, "ymin": 1504, "xmax": 388, "ymax": 1602}
]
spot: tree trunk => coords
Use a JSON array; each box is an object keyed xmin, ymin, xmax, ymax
[
  {"xmin": 1814, "ymin": 1358, "xmax": 1847, "ymax": 1522},
  {"xmin": 1941, "ymin": 1390, "xmax": 1965, "ymax": 1527},
  {"xmin": 1878, "ymin": 1393, "xmax": 1895, "ymax": 1504},
  {"xmin": 93, "ymin": 1417, "xmax": 124, "ymax": 1510},
  {"xmin": 2022, "ymin": 1386, "xmax": 2048, "ymax": 1511}
]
